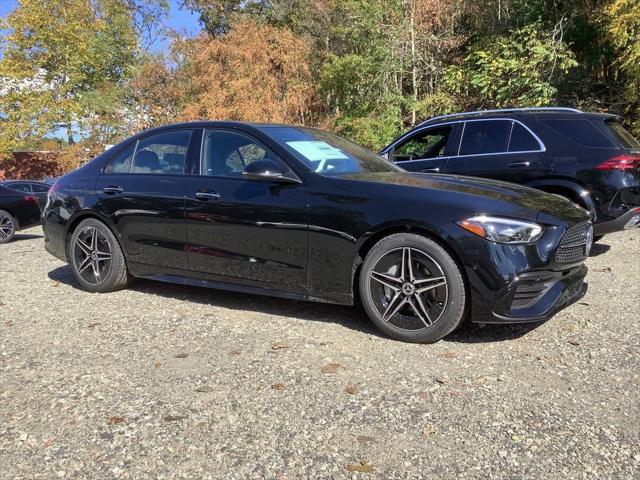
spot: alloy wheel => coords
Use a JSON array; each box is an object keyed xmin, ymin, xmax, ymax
[
  {"xmin": 369, "ymin": 247, "xmax": 448, "ymax": 331},
  {"xmin": 72, "ymin": 226, "xmax": 113, "ymax": 285},
  {"xmin": 0, "ymin": 212, "xmax": 14, "ymax": 241}
]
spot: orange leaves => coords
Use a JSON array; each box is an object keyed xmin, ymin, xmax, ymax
[{"xmin": 180, "ymin": 21, "xmax": 315, "ymax": 125}]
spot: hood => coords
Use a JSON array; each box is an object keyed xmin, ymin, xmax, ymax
[{"xmin": 335, "ymin": 172, "xmax": 590, "ymax": 225}]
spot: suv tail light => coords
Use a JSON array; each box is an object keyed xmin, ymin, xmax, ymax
[
  {"xmin": 595, "ymin": 154, "xmax": 640, "ymax": 170},
  {"xmin": 23, "ymin": 195, "xmax": 38, "ymax": 205}
]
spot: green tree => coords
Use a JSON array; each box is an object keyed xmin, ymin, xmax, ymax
[
  {"xmin": 0, "ymin": 0, "xmax": 141, "ymax": 153},
  {"xmin": 443, "ymin": 23, "xmax": 577, "ymax": 108}
]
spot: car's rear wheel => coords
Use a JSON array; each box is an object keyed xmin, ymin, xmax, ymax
[
  {"xmin": 359, "ymin": 233, "xmax": 466, "ymax": 343},
  {"xmin": 69, "ymin": 218, "xmax": 131, "ymax": 293},
  {"xmin": 0, "ymin": 210, "xmax": 17, "ymax": 244}
]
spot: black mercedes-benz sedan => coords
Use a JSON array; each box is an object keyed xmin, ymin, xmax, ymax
[{"xmin": 42, "ymin": 122, "xmax": 593, "ymax": 343}]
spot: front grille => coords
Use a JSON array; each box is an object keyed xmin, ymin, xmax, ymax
[{"xmin": 555, "ymin": 222, "xmax": 591, "ymax": 264}]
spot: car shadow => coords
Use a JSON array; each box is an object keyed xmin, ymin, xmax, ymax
[
  {"xmin": 10, "ymin": 233, "xmax": 43, "ymax": 242},
  {"xmin": 589, "ymin": 242, "xmax": 610, "ymax": 257},
  {"xmin": 48, "ymin": 265, "xmax": 546, "ymax": 344}
]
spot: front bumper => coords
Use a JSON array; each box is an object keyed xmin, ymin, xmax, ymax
[
  {"xmin": 449, "ymin": 221, "xmax": 590, "ymax": 325},
  {"xmin": 485, "ymin": 264, "xmax": 587, "ymax": 324}
]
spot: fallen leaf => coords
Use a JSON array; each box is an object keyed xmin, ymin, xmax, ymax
[
  {"xmin": 4, "ymin": 320, "xmax": 13, "ymax": 327},
  {"xmin": 321, "ymin": 363, "xmax": 343, "ymax": 374},
  {"xmin": 422, "ymin": 423, "xmax": 438, "ymax": 437},
  {"xmin": 174, "ymin": 353, "xmax": 188, "ymax": 359},
  {"xmin": 356, "ymin": 435, "xmax": 375, "ymax": 444},
  {"xmin": 271, "ymin": 342, "xmax": 289, "ymax": 351},
  {"xmin": 87, "ymin": 322, "xmax": 100, "ymax": 328},
  {"xmin": 43, "ymin": 437, "xmax": 55, "ymax": 448},
  {"xmin": 346, "ymin": 460, "xmax": 374, "ymax": 473},
  {"xmin": 50, "ymin": 281, "xmax": 59, "ymax": 287},
  {"xmin": 578, "ymin": 302, "xmax": 590, "ymax": 306},
  {"xmin": 568, "ymin": 339, "xmax": 582, "ymax": 347},
  {"xmin": 435, "ymin": 377, "xmax": 449, "ymax": 384},
  {"xmin": 345, "ymin": 385, "xmax": 358, "ymax": 395},
  {"xmin": 107, "ymin": 416, "xmax": 124, "ymax": 425},
  {"xmin": 154, "ymin": 362, "xmax": 161, "ymax": 368},
  {"xmin": 228, "ymin": 350, "xmax": 241, "ymax": 356},
  {"xmin": 271, "ymin": 383, "xmax": 286, "ymax": 391},
  {"xmin": 195, "ymin": 386, "xmax": 213, "ymax": 393},
  {"xmin": 443, "ymin": 351, "xmax": 456, "ymax": 359},
  {"xmin": 163, "ymin": 415, "xmax": 186, "ymax": 422}
]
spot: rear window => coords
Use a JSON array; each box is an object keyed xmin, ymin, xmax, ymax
[
  {"xmin": 605, "ymin": 120, "xmax": 640, "ymax": 149},
  {"xmin": 543, "ymin": 119, "xmax": 615, "ymax": 148},
  {"xmin": 459, "ymin": 120, "xmax": 511, "ymax": 155}
]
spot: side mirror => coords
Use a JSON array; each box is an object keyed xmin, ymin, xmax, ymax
[{"xmin": 242, "ymin": 160, "xmax": 300, "ymax": 184}]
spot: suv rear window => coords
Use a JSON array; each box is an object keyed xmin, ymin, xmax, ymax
[
  {"xmin": 543, "ymin": 119, "xmax": 615, "ymax": 148},
  {"xmin": 459, "ymin": 120, "xmax": 511, "ymax": 155},
  {"xmin": 604, "ymin": 119, "xmax": 640, "ymax": 149}
]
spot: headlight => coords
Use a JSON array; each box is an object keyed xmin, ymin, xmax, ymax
[{"xmin": 456, "ymin": 215, "xmax": 543, "ymax": 244}]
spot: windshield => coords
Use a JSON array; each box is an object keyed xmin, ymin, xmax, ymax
[{"xmin": 265, "ymin": 126, "xmax": 401, "ymax": 175}]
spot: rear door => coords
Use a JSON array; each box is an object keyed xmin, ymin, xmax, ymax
[
  {"xmin": 95, "ymin": 129, "xmax": 195, "ymax": 271},
  {"xmin": 387, "ymin": 124, "xmax": 461, "ymax": 173},
  {"xmin": 443, "ymin": 119, "xmax": 545, "ymax": 183}
]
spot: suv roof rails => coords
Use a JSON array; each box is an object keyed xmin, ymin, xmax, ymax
[{"xmin": 418, "ymin": 107, "xmax": 583, "ymax": 126}]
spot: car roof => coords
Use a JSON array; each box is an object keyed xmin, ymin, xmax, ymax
[
  {"xmin": 416, "ymin": 108, "xmax": 618, "ymax": 127},
  {"xmin": 132, "ymin": 120, "xmax": 306, "ymax": 137}
]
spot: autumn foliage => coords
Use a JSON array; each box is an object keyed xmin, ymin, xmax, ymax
[{"xmin": 180, "ymin": 21, "xmax": 315, "ymax": 125}]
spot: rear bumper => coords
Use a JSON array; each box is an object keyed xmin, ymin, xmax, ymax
[{"xmin": 593, "ymin": 207, "xmax": 640, "ymax": 235}]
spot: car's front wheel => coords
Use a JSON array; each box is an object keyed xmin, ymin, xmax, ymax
[
  {"xmin": 69, "ymin": 218, "xmax": 131, "ymax": 293},
  {"xmin": 0, "ymin": 210, "xmax": 17, "ymax": 244},
  {"xmin": 359, "ymin": 233, "xmax": 466, "ymax": 343}
]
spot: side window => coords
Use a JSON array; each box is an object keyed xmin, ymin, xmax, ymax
[
  {"xmin": 104, "ymin": 142, "xmax": 136, "ymax": 174},
  {"xmin": 508, "ymin": 123, "xmax": 541, "ymax": 152},
  {"xmin": 459, "ymin": 120, "xmax": 511, "ymax": 156},
  {"xmin": 543, "ymin": 119, "xmax": 614, "ymax": 148},
  {"xmin": 7, "ymin": 183, "xmax": 31, "ymax": 193},
  {"xmin": 393, "ymin": 126, "xmax": 453, "ymax": 162},
  {"xmin": 31, "ymin": 184, "xmax": 50, "ymax": 193},
  {"xmin": 201, "ymin": 129, "xmax": 287, "ymax": 177},
  {"xmin": 132, "ymin": 130, "xmax": 192, "ymax": 174}
]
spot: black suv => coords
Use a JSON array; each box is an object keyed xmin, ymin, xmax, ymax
[{"xmin": 381, "ymin": 107, "xmax": 640, "ymax": 237}]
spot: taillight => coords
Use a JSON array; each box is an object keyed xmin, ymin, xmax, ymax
[
  {"xmin": 23, "ymin": 195, "xmax": 38, "ymax": 204},
  {"xmin": 595, "ymin": 154, "xmax": 640, "ymax": 170}
]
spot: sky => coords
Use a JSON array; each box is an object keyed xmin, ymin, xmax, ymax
[{"xmin": 0, "ymin": 0, "xmax": 202, "ymax": 55}]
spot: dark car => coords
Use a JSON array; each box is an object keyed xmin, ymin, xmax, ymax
[
  {"xmin": 43, "ymin": 122, "xmax": 592, "ymax": 343},
  {"xmin": 380, "ymin": 107, "xmax": 640, "ymax": 237},
  {"xmin": 0, "ymin": 185, "xmax": 42, "ymax": 243},
  {"xmin": 1, "ymin": 180, "xmax": 52, "ymax": 209}
]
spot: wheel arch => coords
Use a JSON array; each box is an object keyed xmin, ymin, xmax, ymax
[
  {"xmin": 527, "ymin": 178, "xmax": 597, "ymax": 220},
  {"xmin": 63, "ymin": 210, "xmax": 125, "ymax": 260},
  {"xmin": 351, "ymin": 222, "xmax": 469, "ymax": 308}
]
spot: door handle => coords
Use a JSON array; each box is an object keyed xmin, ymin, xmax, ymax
[
  {"xmin": 509, "ymin": 161, "xmax": 531, "ymax": 168},
  {"xmin": 422, "ymin": 167, "xmax": 440, "ymax": 172},
  {"xmin": 195, "ymin": 191, "xmax": 221, "ymax": 201},
  {"xmin": 103, "ymin": 186, "xmax": 123, "ymax": 194}
]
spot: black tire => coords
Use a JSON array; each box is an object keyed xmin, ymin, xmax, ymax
[
  {"xmin": 359, "ymin": 233, "xmax": 466, "ymax": 343},
  {"xmin": 0, "ymin": 209, "xmax": 17, "ymax": 244},
  {"xmin": 68, "ymin": 218, "xmax": 131, "ymax": 293}
]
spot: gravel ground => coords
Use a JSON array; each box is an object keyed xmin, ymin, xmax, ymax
[{"xmin": 1, "ymin": 227, "xmax": 639, "ymax": 479}]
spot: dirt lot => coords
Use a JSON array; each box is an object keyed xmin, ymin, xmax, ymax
[{"xmin": 1, "ymin": 227, "xmax": 639, "ymax": 479}]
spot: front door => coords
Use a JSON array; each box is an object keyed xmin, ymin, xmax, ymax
[
  {"xmin": 184, "ymin": 128, "xmax": 308, "ymax": 295},
  {"xmin": 389, "ymin": 124, "xmax": 461, "ymax": 173}
]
